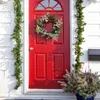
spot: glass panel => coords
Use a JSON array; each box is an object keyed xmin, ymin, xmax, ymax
[
  {"xmin": 41, "ymin": 0, "xmax": 48, "ymax": 7},
  {"xmin": 35, "ymin": 0, "xmax": 62, "ymax": 11},
  {"xmin": 54, "ymin": 4, "xmax": 62, "ymax": 10},
  {"xmin": 36, "ymin": 4, "xmax": 44, "ymax": 10},
  {"xmin": 50, "ymin": 0, "xmax": 57, "ymax": 7}
]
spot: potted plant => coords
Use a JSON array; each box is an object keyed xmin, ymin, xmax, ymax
[{"xmin": 58, "ymin": 70, "xmax": 100, "ymax": 100}]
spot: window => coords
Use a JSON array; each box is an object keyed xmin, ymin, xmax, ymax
[{"xmin": 35, "ymin": 0, "xmax": 62, "ymax": 11}]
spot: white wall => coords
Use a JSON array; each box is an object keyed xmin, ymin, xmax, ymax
[
  {"xmin": 0, "ymin": 0, "xmax": 15, "ymax": 97},
  {"xmin": 0, "ymin": 0, "xmax": 100, "ymax": 99},
  {"xmin": 82, "ymin": 1, "xmax": 100, "ymax": 73}
]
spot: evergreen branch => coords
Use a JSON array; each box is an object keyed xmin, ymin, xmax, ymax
[
  {"xmin": 74, "ymin": 0, "xmax": 86, "ymax": 72},
  {"xmin": 11, "ymin": 0, "xmax": 23, "ymax": 89}
]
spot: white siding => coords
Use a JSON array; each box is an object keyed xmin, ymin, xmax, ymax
[
  {"xmin": 82, "ymin": 2, "xmax": 100, "ymax": 73},
  {"xmin": 0, "ymin": 0, "xmax": 14, "ymax": 98}
]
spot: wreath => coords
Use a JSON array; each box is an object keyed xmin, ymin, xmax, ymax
[{"xmin": 36, "ymin": 13, "xmax": 62, "ymax": 40}]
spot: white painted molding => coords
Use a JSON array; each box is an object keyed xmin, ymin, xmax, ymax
[
  {"xmin": 23, "ymin": 0, "xmax": 29, "ymax": 94},
  {"xmin": 70, "ymin": 0, "xmax": 75, "ymax": 72}
]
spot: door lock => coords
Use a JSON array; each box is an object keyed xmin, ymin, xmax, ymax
[{"xmin": 29, "ymin": 47, "xmax": 34, "ymax": 51}]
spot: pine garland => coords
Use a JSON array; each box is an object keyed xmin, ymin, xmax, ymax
[
  {"xmin": 74, "ymin": 0, "xmax": 86, "ymax": 72},
  {"xmin": 11, "ymin": 0, "xmax": 23, "ymax": 89}
]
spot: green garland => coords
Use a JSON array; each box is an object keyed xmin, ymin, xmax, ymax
[
  {"xmin": 74, "ymin": 0, "xmax": 86, "ymax": 72},
  {"xmin": 11, "ymin": 0, "xmax": 23, "ymax": 89}
]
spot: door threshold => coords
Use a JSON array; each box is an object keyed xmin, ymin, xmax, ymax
[{"xmin": 25, "ymin": 89, "xmax": 64, "ymax": 95}]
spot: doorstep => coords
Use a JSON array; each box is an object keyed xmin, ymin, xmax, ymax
[
  {"xmin": 1, "ymin": 93, "xmax": 100, "ymax": 100},
  {"xmin": 1, "ymin": 93, "xmax": 76, "ymax": 100}
]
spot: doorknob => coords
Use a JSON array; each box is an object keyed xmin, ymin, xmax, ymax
[{"xmin": 29, "ymin": 47, "xmax": 34, "ymax": 51}]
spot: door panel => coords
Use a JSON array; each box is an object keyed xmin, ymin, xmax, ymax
[{"xmin": 29, "ymin": 0, "xmax": 70, "ymax": 89}]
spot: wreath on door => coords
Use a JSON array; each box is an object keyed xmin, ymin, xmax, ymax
[{"xmin": 36, "ymin": 13, "xmax": 62, "ymax": 40}]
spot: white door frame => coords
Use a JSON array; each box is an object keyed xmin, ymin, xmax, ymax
[{"xmin": 23, "ymin": 0, "xmax": 74, "ymax": 94}]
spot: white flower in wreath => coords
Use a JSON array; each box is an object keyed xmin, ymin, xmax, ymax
[
  {"xmin": 0, "ymin": 0, "xmax": 8, "ymax": 4},
  {"xmin": 44, "ymin": 32, "xmax": 47, "ymax": 35},
  {"xmin": 53, "ymin": 26, "xmax": 55, "ymax": 29},
  {"xmin": 55, "ymin": 31, "xmax": 58, "ymax": 33}
]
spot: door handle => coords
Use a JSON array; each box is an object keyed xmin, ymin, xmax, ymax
[{"xmin": 29, "ymin": 47, "xmax": 34, "ymax": 51}]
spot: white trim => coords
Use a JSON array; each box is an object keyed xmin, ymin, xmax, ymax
[
  {"xmin": 70, "ymin": 0, "xmax": 74, "ymax": 72},
  {"xmin": 23, "ymin": 0, "xmax": 73, "ymax": 94},
  {"xmin": 23, "ymin": 0, "xmax": 29, "ymax": 93},
  {"xmin": 25, "ymin": 89, "xmax": 64, "ymax": 95}
]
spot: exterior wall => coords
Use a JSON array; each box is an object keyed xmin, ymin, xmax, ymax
[
  {"xmin": 0, "ymin": 0, "xmax": 16, "ymax": 98},
  {"xmin": 0, "ymin": 0, "xmax": 100, "ymax": 99},
  {"xmin": 82, "ymin": 2, "xmax": 100, "ymax": 73}
]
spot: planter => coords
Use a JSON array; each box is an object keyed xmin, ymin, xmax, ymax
[{"xmin": 76, "ymin": 94, "xmax": 94, "ymax": 100}]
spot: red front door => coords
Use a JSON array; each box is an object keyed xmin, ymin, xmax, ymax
[{"xmin": 29, "ymin": 0, "xmax": 70, "ymax": 89}]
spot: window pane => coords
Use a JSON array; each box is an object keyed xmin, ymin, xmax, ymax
[
  {"xmin": 41, "ymin": 0, "xmax": 48, "ymax": 7},
  {"xmin": 36, "ymin": 4, "xmax": 44, "ymax": 10},
  {"xmin": 50, "ymin": 0, "xmax": 57, "ymax": 7},
  {"xmin": 54, "ymin": 4, "xmax": 62, "ymax": 10}
]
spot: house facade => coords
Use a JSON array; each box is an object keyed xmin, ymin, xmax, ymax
[{"xmin": 0, "ymin": 0, "xmax": 100, "ymax": 99}]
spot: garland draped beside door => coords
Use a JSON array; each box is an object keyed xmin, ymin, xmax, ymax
[
  {"xmin": 11, "ymin": 0, "xmax": 23, "ymax": 89},
  {"xmin": 74, "ymin": 0, "xmax": 86, "ymax": 72}
]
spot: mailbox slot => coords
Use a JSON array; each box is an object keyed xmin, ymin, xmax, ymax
[{"xmin": 88, "ymin": 49, "xmax": 100, "ymax": 61}]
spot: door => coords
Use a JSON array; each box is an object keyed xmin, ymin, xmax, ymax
[{"xmin": 29, "ymin": 0, "xmax": 70, "ymax": 89}]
